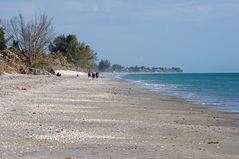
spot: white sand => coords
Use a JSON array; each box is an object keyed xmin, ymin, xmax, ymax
[
  {"xmin": 0, "ymin": 74, "xmax": 239, "ymax": 159},
  {"xmin": 55, "ymin": 70, "xmax": 87, "ymax": 77}
]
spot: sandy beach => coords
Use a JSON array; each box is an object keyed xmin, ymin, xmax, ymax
[{"xmin": 0, "ymin": 74, "xmax": 239, "ymax": 159}]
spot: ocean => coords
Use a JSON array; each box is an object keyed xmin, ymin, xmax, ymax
[{"xmin": 116, "ymin": 73, "xmax": 239, "ymax": 114}]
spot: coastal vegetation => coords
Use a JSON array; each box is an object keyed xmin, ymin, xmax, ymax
[
  {"xmin": 98, "ymin": 59, "xmax": 111, "ymax": 72},
  {"xmin": 98, "ymin": 61, "xmax": 182, "ymax": 72},
  {"xmin": 0, "ymin": 13, "xmax": 98, "ymax": 74},
  {"xmin": 49, "ymin": 34, "xmax": 97, "ymax": 70},
  {"xmin": 0, "ymin": 13, "xmax": 183, "ymax": 74},
  {"xmin": 124, "ymin": 66, "xmax": 183, "ymax": 72},
  {"xmin": 0, "ymin": 27, "xmax": 6, "ymax": 50},
  {"xmin": 3, "ymin": 13, "xmax": 54, "ymax": 67}
]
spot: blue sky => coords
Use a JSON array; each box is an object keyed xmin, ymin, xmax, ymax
[{"xmin": 0, "ymin": 0, "xmax": 239, "ymax": 72}]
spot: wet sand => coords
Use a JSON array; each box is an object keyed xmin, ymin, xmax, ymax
[{"xmin": 0, "ymin": 74, "xmax": 239, "ymax": 159}]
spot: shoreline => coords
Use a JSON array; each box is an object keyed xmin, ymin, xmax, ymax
[
  {"xmin": 0, "ymin": 74, "xmax": 239, "ymax": 158},
  {"xmin": 111, "ymin": 72, "xmax": 239, "ymax": 115},
  {"xmin": 122, "ymin": 83, "xmax": 239, "ymax": 116},
  {"xmin": 117, "ymin": 78, "xmax": 238, "ymax": 119}
]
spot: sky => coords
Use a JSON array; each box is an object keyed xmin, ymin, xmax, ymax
[{"xmin": 0, "ymin": 0, "xmax": 239, "ymax": 73}]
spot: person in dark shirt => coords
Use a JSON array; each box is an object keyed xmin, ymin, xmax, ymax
[
  {"xmin": 92, "ymin": 72, "xmax": 95, "ymax": 79},
  {"xmin": 96, "ymin": 72, "xmax": 99, "ymax": 78},
  {"xmin": 88, "ymin": 71, "xmax": 91, "ymax": 79}
]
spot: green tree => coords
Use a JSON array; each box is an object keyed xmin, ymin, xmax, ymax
[
  {"xmin": 49, "ymin": 34, "xmax": 97, "ymax": 70},
  {"xmin": 76, "ymin": 42, "xmax": 97, "ymax": 69},
  {"xmin": 0, "ymin": 27, "xmax": 6, "ymax": 50},
  {"xmin": 98, "ymin": 59, "xmax": 111, "ymax": 72},
  {"xmin": 65, "ymin": 35, "xmax": 79, "ymax": 64},
  {"xmin": 49, "ymin": 35, "xmax": 68, "ymax": 53},
  {"xmin": 111, "ymin": 64, "xmax": 124, "ymax": 71}
]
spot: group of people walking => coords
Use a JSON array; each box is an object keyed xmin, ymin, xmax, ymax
[{"xmin": 88, "ymin": 71, "xmax": 99, "ymax": 79}]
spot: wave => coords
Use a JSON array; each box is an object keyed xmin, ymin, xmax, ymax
[{"xmin": 115, "ymin": 73, "xmax": 239, "ymax": 114}]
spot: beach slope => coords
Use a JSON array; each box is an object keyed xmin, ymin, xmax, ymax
[{"xmin": 0, "ymin": 75, "xmax": 239, "ymax": 159}]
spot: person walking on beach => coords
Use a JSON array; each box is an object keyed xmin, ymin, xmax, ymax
[
  {"xmin": 96, "ymin": 72, "xmax": 99, "ymax": 79},
  {"xmin": 88, "ymin": 71, "xmax": 91, "ymax": 79},
  {"xmin": 92, "ymin": 72, "xmax": 95, "ymax": 79}
]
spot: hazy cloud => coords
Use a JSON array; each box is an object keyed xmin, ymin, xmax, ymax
[
  {"xmin": 0, "ymin": 0, "xmax": 239, "ymax": 72},
  {"xmin": 1, "ymin": 0, "xmax": 239, "ymax": 21}
]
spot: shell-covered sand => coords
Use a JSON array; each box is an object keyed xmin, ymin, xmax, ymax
[{"xmin": 0, "ymin": 74, "xmax": 239, "ymax": 159}]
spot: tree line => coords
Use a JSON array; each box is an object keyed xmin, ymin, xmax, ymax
[
  {"xmin": 97, "ymin": 60, "xmax": 183, "ymax": 73},
  {"xmin": 0, "ymin": 13, "xmax": 103, "ymax": 73},
  {"xmin": 0, "ymin": 13, "xmax": 183, "ymax": 74}
]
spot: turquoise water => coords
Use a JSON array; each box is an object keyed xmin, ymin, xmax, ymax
[{"xmin": 118, "ymin": 73, "xmax": 239, "ymax": 113}]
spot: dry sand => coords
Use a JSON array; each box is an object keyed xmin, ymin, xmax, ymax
[{"xmin": 0, "ymin": 74, "xmax": 239, "ymax": 159}]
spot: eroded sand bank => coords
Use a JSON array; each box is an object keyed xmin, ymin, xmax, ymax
[{"xmin": 0, "ymin": 74, "xmax": 239, "ymax": 159}]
